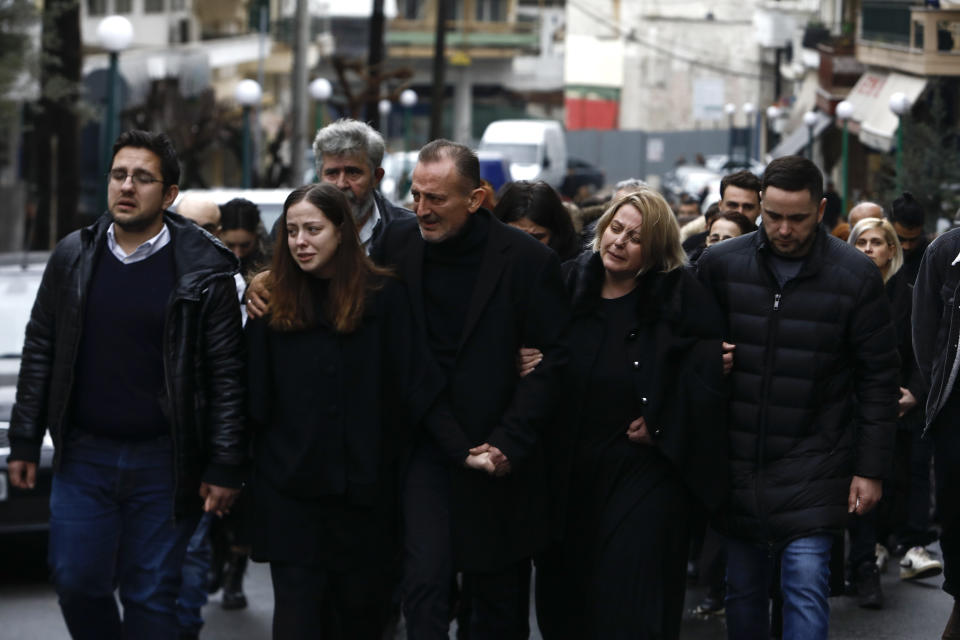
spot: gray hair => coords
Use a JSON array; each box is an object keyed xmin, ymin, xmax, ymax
[
  {"xmin": 614, "ymin": 178, "xmax": 647, "ymax": 193},
  {"xmin": 313, "ymin": 118, "xmax": 385, "ymax": 173}
]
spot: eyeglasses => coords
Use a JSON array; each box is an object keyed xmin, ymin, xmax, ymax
[{"xmin": 107, "ymin": 169, "xmax": 163, "ymax": 186}]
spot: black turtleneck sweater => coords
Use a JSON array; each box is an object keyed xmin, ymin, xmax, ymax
[{"xmin": 422, "ymin": 213, "xmax": 489, "ymax": 375}]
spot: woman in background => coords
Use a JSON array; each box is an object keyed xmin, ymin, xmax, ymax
[{"xmin": 494, "ymin": 180, "xmax": 582, "ymax": 261}]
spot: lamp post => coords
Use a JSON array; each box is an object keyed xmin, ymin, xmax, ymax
[
  {"xmin": 836, "ymin": 100, "xmax": 855, "ymax": 217},
  {"xmin": 743, "ymin": 102, "xmax": 755, "ymax": 163},
  {"xmin": 378, "ymin": 99, "xmax": 392, "ymax": 138},
  {"xmin": 724, "ymin": 102, "xmax": 736, "ymax": 160},
  {"xmin": 803, "ymin": 110, "xmax": 819, "ymax": 161},
  {"xmin": 889, "ymin": 91, "xmax": 911, "ymax": 192},
  {"xmin": 309, "ymin": 78, "xmax": 333, "ymax": 135},
  {"xmin": 97, "ymin": 15, "xmax": 134, "ymax": 213},
  {"xmin": 235, "ymin": 79, "xmax": 262, "ymax": 189},
  {"xmin": 400, "ymin": 89, "xmax": 418, "ymax": 154}
]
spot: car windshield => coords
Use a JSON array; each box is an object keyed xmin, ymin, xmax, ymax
[{"xmin": 479, "ymin": 143, "xmax": 539, "ymax": 165}]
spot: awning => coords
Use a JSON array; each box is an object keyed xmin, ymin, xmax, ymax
[
  {"xmin": 768, "ymin": 111, "xmax": 832, "ymax": 159},
  {"xmin": 845, "ymin": 71, "xmax": 927, "ymax": 152}
]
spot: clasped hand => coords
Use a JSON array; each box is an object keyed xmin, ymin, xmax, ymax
[{"xmin": 464, "ymin": 443, "xmax": 511, "ymax": 477}]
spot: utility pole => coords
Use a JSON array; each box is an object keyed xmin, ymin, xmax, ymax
[
  {"xmin": 290, "ymin": 0, "xmax": 309, "ymax": 186},
  {"xmin": 429, "ymin": 0, "xmax": 447, "ymax": 140},
  {"xmin": 366, "ymin": 0, "xmax": 385, "ymax": 131}
]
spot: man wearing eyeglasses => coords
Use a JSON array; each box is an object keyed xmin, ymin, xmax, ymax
[{"xmin": 7, "ymin": 130, "xmax": 247, "ymax": 639}]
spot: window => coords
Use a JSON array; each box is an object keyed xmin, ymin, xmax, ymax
[
  {"xmin": 114, "ymin": 0, "xmax": 131, "ymax": 13},
  {"xmin": 88, "ymin": 0, "xmax": 107, "ymax": 16},
  {"xmin": 171, "ymin": 0, "xmax": 186, "ymax": 10},
  {"xmin": 145, "ymin": 0, "xmax": 165, "ymax": 14},
  {"xmin": 400, "ymin": 0, "xmax": 423, "ymax": 20},
  {"xmin": 476, "ymin": 0, "xmax": 505, "ymax": 22}
]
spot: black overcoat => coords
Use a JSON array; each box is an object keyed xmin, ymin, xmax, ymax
[
  {"xmin": 373, "ymin": 209, "xmax": 570, "ymax": 571},
  {"xmin": 556, "ymin": 251, "xmax": 729, "ymax": 518}
]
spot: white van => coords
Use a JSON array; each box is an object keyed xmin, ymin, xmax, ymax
[{"xmin": 478, "ymin": 119, "xmax": 567, "ymax": 189}]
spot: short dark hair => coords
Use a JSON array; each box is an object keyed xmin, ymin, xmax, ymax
[
  {"xmin": 418, "ymin": 139, "xmax": 481, "ymax": 192},
  {"xmin": 494, "ymin": 181, "xmax": 580, "ymax": 261},
  {"xmin": 220, "ymin": 198, "xmax": 262, "ymax": 233},
  {"xmin": 720, "ymin": 170, "xmax": 761, "ymax": 201},
  {"xmin": 890, "ymin": 192, "xmax": 925, "ymax": 228},
  {"xmin": 111, "ymin": 130, "xmax": 180, "ymax": 186},
  {"xmin": 761, "ymin": 156, "xmax": 823, "ymax": 203},
  {"xmin": 704, "ymin": 202, "xmax": 721, "ymax": 225},
  {"xmin": 711, "ymin": 211, "xmax": 758, "ymax": 237}
]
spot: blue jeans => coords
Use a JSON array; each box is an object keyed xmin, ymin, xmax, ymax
[
  {"xmin": 725, "ymin": 534, "xmax": 833, "ymax": 640},
  {"xmin": 177, "ymin": 512, "xmax": 213, "ymax": 633},
  {"xmin": 48, "ymin": 432, "xmax": 200, "ymax": 640}
]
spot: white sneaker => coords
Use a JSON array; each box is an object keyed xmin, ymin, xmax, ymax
[
  {"xmin": 900, "ymin": 546, "xmax": 944, "ymax": 581},
  {"xmin": 876, "ymin": 543, "xmax": 890, "ymax": 573}
]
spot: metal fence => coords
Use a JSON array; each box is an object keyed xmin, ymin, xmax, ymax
[{"xmin": 566, "ymin": 129, "xmax": 731, "ymax": 187}]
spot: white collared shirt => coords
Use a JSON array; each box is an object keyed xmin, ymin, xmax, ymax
[
  {"xmin": 357, "ymin": 199, "xmax": 382, "ymax": 253},
  {"xmin": 106, "ymin": 223, "xmax": 170, "ymax": 264},
  {"xmin": 952, "ymin": 249, "xmax": 960, "ymax": 267}
]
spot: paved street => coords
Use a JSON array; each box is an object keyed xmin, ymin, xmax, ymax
[{"xmin": 1, "ymin": 532, "xmax": 953, "ymax": 639}]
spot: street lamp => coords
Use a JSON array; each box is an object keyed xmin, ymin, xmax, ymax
[
  {"xmin": 309, "ymin": 78, "xmax": 333, "ymax": 135},
  {"xmin": 743, "ymin": 102, "xmax": 755, "ymax": 163},
  {"xmin": 803, "ymin": 110, "xmax": 819, "ymax": 161},
  {"xmin": 400, "ymin": 89, "xmax": 418, "ymax": 153},
  {"xmin": 378, "ymin": 99, "xmax": 392, "ymax": 138},
  {"xmin": 724, "ymin": 102, "xmax": 736, "ymax": 159},
  {"xmin": 889, "ymin": 91, "xmax": 911, "ymax": 192},
  {"xmin": 836, "ymin": 100, "xmax": 855, "ymax": 217},
  {"xmin": 235, "ymin": 79, "xmax": 262, "ymax": 189},
  {"xmin": 97, "ymin": 15, "xmax": 134, "ymax": 213}
]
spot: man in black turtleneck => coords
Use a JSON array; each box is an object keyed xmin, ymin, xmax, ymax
[{"xmin": 373, "ymin": 139, "xmax": 570, "ymax": 639}]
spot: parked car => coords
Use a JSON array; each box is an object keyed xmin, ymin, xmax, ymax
[
  {"xmin": 172, "ymin": 189, "xmax": 290, "ymax": 233},
  {"xmin": 479, "ymin": 119, "xmax": 567, "ymax": 189},
  {"xmin": 0, "ymin": 252, "xmax": 55, "ymax": 534},
  {"xmin": 477, "ymin": 151, "xmax": 512, "ymax": 194},
  {"xmin": 661, "ymin": 165, "xmax": 722, "ymax": 204},
  {"xmin": 703, "ymin": 154, "xmax": 765, "ymax": 177},
  {"xmin": 561, "ymin": 156, "xmax": 606, "ymax": 200}
]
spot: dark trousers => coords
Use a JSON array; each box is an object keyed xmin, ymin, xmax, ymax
[
  {"xmin": 47, "ymin": 432, "xmax": 199, "ymax": 640},
  {"xmin": 401, "ymin": 442, "xmax": 531, "ymax": 640},
  {"xmin": 933, "ymin": 392, "xmax": 960, "ymax": 597},
  {"xmin": 901, "ymin": 423, "xmax": 935, "ymax": 547},
  {"xmin": 269, "ymin": 563, "xmax": 391, "ymax": 640}
]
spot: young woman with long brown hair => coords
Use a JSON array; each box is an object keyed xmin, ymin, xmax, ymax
[{"xmin": 245, "ymin": 182, "xmax": 451, "ymax": 639}]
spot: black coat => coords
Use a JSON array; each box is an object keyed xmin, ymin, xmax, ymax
[
  {"xmin": 913, "ymin": 227, "xmax": 960, "ymax": 431},
  {"xmin": 9, "ymin": 212, "xmax": 247, "ymax": 518},
  {"xmin": 373, "ymin": 209, "xmax": 570, "ymax": 571},
  {"xmin": 559, "ymin": 251, "xmax": 729, "ymax": 514},
  {"xmin": 245, "ymin": 277, "xmax": 445, "ymax": 567},
  {"xmin": 697, "ymin": 224, "xmax": 900, "ymax": 546}
]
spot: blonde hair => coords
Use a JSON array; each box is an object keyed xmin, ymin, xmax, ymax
[
  {"xmin": 591, "ymin": 188, "xmax": 687, "ymax": 274},
  {"xmin": 848, "ymin": 217, "xmax": 903, "ymax": 283}
]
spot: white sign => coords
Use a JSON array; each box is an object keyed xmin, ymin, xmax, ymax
[
  {"xmin": 693, "ymin": 78, "xmax": 725, "ymax": 122},
  {"xmin": 646, "ymin": 138, "xmax": 664, "ymax": 163}
]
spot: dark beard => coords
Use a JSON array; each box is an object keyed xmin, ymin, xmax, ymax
[
  {"xmin": 111, "ymin": 211, "xmax": 162, "ymax": 233},
  {"xmin": 351, "ymin": 193, "xmax": 376, "ymax": 226}
]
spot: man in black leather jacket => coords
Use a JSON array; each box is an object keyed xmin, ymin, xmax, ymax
[
  {"xmin": 698, "ymin": 155, "xmax": 899, "ymax": 640},
  {"xmin": 7, "ymin": 130, "xmax": 246, "ymax": 639},
  {"xmin": 913, "ymin": 226, "xmax": 960, "ymax": 638}
]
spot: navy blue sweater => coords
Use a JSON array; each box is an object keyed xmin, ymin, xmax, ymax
[{"xmin": 73, "ymin": 243, "xmax": 176, "ymax": 440}]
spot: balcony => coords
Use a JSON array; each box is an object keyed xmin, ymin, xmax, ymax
[
  {"xmin": 858, "ymin": 3, "xmax": 960, "ymax": 76},
  {"xmin": 386, "ymin": 18, "xmax": 539, "ymax": 60}
]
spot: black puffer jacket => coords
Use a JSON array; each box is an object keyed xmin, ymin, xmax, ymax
[
  {"xmin": 9, "ymin": 212, "xmax": 247, "ymax": 519},
  {"xmin": 697, "ymin": 225, "xmax": 899, "ymax": 546}
]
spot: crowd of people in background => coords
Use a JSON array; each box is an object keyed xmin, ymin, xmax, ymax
[{"xmin": 8, "ymin": 117, "xmax": 960, "ymax": 640}]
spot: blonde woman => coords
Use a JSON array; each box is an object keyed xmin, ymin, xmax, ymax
[
  {"xmin": 848, "ymin": 217, "xmax": 939, "ymax": 590},
  {"xmin": 536, "ymin": 189, "xmax": 728, "ymax": 639}
]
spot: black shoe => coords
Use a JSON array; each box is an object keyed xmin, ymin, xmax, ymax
[
  {"xmin": 221, "ymin": 553, "xmax": 248, "ymax": 610},
  {"xmin": 855, "ymin": 561, "xmax": 883, "ymax": 610}
]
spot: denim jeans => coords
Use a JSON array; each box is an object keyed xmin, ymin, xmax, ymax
[
  {"xmin": 725, "ymin": 534, "xmax": 833, "ymax": 640},
  {"xmin": 177, "ymin": 512, "xmax": 213, "ymax": 633},
  {"xmin": 48, "ymin": 432, "xmax": 200, "ymax": 640}
]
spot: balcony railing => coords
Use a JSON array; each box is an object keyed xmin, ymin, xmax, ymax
[
  {"xmin": 858, "ymin": 4, "xmax": 960, "ymax": 76},
  {"xmin": 386, "ymin": 18, "xmax": 539, "ymax": 56}
]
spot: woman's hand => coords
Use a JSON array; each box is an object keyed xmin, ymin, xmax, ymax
[
  {"xmin": 721, "ymin": 342, "xmax": 736, "ymax": 376},
  {"xmin": 246, "ymin": 271, "xmax": 272, "ymax": 318},
  {"xmin": 626, "ymin": 417, "xmax": 654, "ymax": 445}
]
